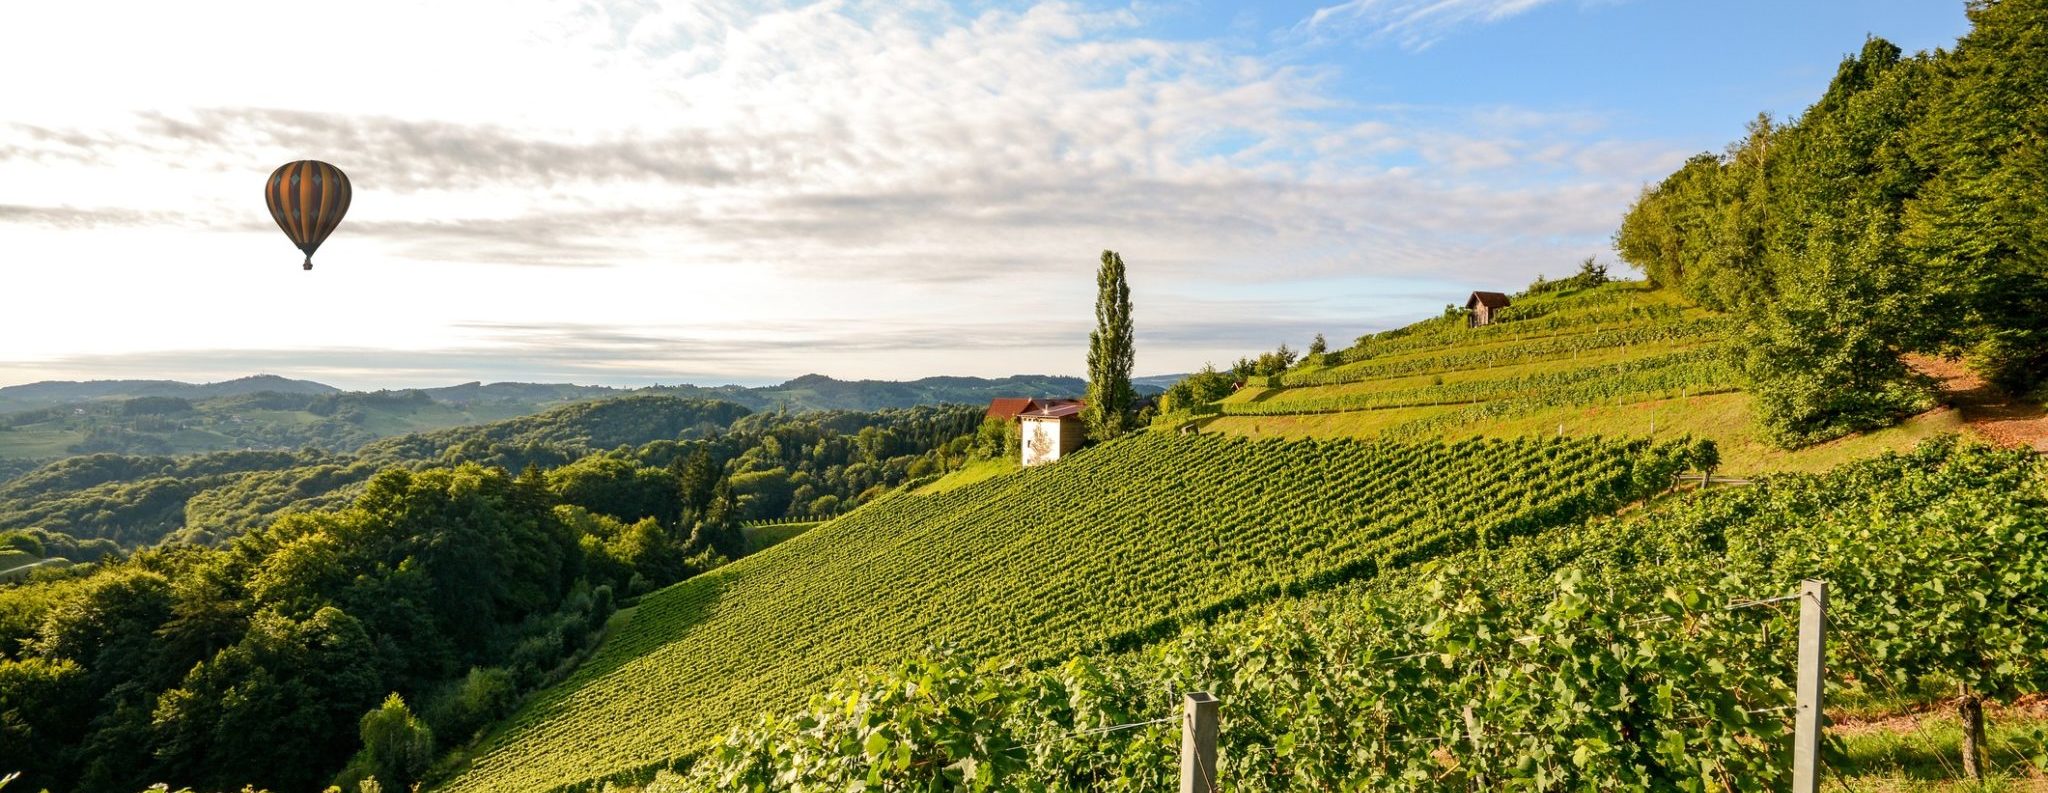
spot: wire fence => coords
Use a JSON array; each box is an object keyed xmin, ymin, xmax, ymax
[
  {"xmin": 750, "ymin": 577, "xmax": 2036, "ymax": 790},
  {"xmin": 972, "ymin": 582, "xmax": 1837, "ymax": 793}
]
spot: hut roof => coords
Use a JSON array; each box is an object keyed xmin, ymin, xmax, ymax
[
  {"xmin": 985, "ymin": 398, "xmax": 1037, "ymax": 421},
  {"xmin": 1465, "ymin": 291, "xmax": 1512, "ymax": 310},
  {"xmin": 1019, "ymin": 399, "xmax": 1085, "ymax": 419}
]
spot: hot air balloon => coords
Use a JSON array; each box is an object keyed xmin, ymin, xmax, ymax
[{"xmin": 264, "ymin": 160, "xmax": 351, "ymax": 271}]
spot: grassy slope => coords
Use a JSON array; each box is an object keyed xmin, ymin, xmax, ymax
[
  {"xmin": 1200, "ymin": 281, "xmax": 1949, "ymax": 475},
  {"xmin": 910, "ymin": 457, "xmax": 1017, "ymax": 494},
  {"xmin": 1212, "ymin": 393, "xmax": 1966, "ymax": 475},
  {"xmin": 0, "ymin": 548, "xmax": 69, "ymax": 583},
  {"xmin": 444, "ymin": 282, "xmax": 1990, "ymax": 792},
  {"xmin": 738, "ymin": 522, "xmax": 818, "ymax": 553},
  {"xmin": 440, "ymin": 433, "xmax": 1685, "ymax": 792}
]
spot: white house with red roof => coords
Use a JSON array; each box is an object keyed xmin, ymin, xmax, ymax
[{"xmin": 1017, "ymin": 399, "xmax": 1085, "ymax": 466}]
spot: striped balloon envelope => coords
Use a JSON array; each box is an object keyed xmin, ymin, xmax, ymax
[{"xmin": 264, "ymin": 160, "xmax": 352, "ymax": 271}]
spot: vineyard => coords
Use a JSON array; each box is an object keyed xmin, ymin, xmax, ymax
[
  {"xmin": 621, "ymin": 438, "xmax": 2048, "ymax": 791},
  {"xmin": 438, "ymin": 432, "xmax": 1712, "ymax": 793},
  {"xmin": 1192, "ymin": 281, "xmax": 1951, "ymax": 476},
  {"xmin": 1281, "ymin": 318, "xmax": 1731, "ymax": 388},
  {"xmin": 425, "ymin": 281, "xmax": 2033, "ymax": 793},
  {"xmin": 1223, "ymin": 348, "xmax": 1739, "ymax": 417},
  {"xmin": 1207, "ymin": 283, "xmax": 1734, "ymax": 425},
  {"xmin": 738, "ymin": 520, "xmax": 820, "ymax": 553},
  {"xmin": 1325, "ymin": 286, "xmax": 1700, "ymax": 364}
]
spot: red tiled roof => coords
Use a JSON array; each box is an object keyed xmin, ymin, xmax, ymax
[
  {"xmin": 1019, "ymin": 399, "xmax": 1085, "ymax": 419},
  {"xmin": 985, "ymin": 397, "xmax": 1036, "ymax": 420}
]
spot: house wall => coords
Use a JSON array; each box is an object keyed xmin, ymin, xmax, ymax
[
  {"xmin": 1022, "ymin": 417, "xmax": 1062, "ymax": 466},
  {"xmin": 1056, "ymin": 416, "xmax": 1084, "ymax": 457},
  {"xmin": 1020, "ymin": 416, "xmax": 1087, "ymax": 466}
]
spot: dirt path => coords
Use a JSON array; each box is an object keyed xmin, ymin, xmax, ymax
[{"xmin": 1907, "ymin": 355, "xmax": 2048, "ymax": 453}]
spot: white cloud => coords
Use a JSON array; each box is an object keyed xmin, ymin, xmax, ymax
[
  {"xmin": 1300, "ymin": 0, "xmax": 1563, "ymax": 50},
  {"xmin": 0, "ymin": 0, "xmax": 1682, "ymax": 389}
]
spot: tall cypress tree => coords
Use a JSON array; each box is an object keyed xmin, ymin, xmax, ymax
[{"xmin": 1084, "ymin": 250, "xmax": 1135, "ymax": 440}]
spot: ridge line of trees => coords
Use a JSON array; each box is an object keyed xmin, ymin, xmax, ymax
[{"xmin": 1616, "ymin": 1, "xmax": 2048, "ymax": 445}]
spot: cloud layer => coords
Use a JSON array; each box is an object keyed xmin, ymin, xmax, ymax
[{"xmin": 0, "ymin": 0, "xmax": 1681, "ymax": 388}]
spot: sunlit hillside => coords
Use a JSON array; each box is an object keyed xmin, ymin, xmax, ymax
[{"xmin": 1185, "ymin": 281, "xmax": 1959, "ymax": 475}]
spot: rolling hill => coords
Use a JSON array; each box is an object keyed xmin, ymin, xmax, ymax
[
  {"xmin": 0, "ymin": 374, "xmax": 1100, "ymax": 464},
  {"xmin": 436, "ymin": 280, "xmax": 2031, "ymax": 793},
  {"xmin": 1187, "ymin": 281, "xmax": 1959, "ymax": 474},
  {"xmin": 441, "ymin": 431, "xmax": 1711, "ymax": 791},
  {"xmin": 635, "ymin": 437, "xmax": 2048, "ymax": 791},
  {"xmin": 0, "ymin": 397, "xmax": 753, "ymax": 546},
  {"xmin": 0, "ymin": 375, "xmax": 339, "ymax": 413}
]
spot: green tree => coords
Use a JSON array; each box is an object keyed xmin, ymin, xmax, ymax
[
  {"xmin": 1083, "ymin": 250, "xmax": 1136, "ymax": 440},
  {"xmin": 1617, "ymin": 12, "xmax": 2048, "ymax": 445},
  {"xmin": 424, "ymin": 666, "xmax": 518, "ymax": 744},
  {"xmin": 0, "ymin": 657, "xmax": 89, "ymax": 791},
  {"xmin": 1905, "ymin": 0, "xmax": 2048, "ymax": 398},
  {"xmin": 968, "ymin": 417, "xmax": 1013, "ymax": 461},
  {"xmin": 344, "ymin": 692, "xmax": 435, "ymax": 792},
  {"xmin": 608, "ymin": 517, "xmax": 690, "ymax": 587},
  {"xmin": 673, "ymin": 445, "xmax": 721, "ymax": 525},
  {"xmin": 149, "ymin": 606, "xmax": 382, "ymax": 792},
  {"xmin": 545, "ymin": 454, "xmax": 681, "ymax": 526},
  {"xmin": 686, "ymin": 478, "xmax": 746, "ymax": 561}
]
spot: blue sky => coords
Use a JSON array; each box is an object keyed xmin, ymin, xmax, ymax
[
  {"xmin": 1195, "ymin": 2, "xmax": 1962, "ymax": 122},
  {"xmin": 0, "ymin": 0, "xmax": 1975, "ymax": 389}
]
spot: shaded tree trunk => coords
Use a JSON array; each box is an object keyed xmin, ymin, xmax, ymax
[{"xmin": 1958, "ymin": 683, "xmax": 1986, "ymax": 781}]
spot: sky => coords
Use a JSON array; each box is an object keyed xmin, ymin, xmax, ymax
[{"xmin": 0, "ymin": 0, "xmax": 1973, "ymax": 390}]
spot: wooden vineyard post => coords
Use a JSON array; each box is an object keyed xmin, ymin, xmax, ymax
[
  {"xmin": 1793, "ymin": 579, "xmax": 1828, "ymax": 793},
  {"xmin": 1180, "ymin": 692, "xmax": 1220, "ymax": 793}
]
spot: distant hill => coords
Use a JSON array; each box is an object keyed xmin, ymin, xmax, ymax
[
  {"xmin": 0, "ymin": 395, "xmax": 755, "ymax": 546},
  {"xmin": 1131, "ymin": 373, "xmax": 1189, "ymax": 391},
  {"xmin": 657, "ymin": 373, "xmax": 1101, "ymax": 412},
  {"xmin": 0, "ymin": 374, "xmax": 337, "ymax": 412},
  {"xmin": 0, "ymin": 386, "xmax": 585, "ymax": 461},
  {"xmin": 0, "ymin": 373, "xmax": 1117, "ymax": 463}
]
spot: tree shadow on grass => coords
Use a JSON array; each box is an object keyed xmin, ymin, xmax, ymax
[{"xmin": 1834, "ymin": 718, "xmax": 2047, "ymax": 784}]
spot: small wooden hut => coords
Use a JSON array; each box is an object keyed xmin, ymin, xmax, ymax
[{"xmin": 1465, "ymin": 291, "xmax": 1511, "ymax": 327}]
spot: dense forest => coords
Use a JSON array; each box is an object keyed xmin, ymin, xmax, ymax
[
  {"xmin": 0, "ymin": 399, "xmax": 985, "ymax": 792},
  {"xmin": 0, "ymin": 397, "xmax": 994, "ymax": 548},
  {"xmin": 1615, "ymin": 0, "xmax": 2047, "ymax": 444}
]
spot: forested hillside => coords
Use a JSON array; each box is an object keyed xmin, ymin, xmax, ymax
[
  {"xmin": 0, "ymin": 396, "xmax": 1001, "ymax": 549},
  {"xmin": 0, "ymin": 397, "xmax": 747, "ymax": 547},
  {"xmin": 0, "ymin": 377, "xmax": 602, "ymax": 461},
  {"xmin": 0, "ymin": 400, "xmax": 987, "ymax": 792},
  {"xmin": 0, "ymin": 375, "xmax": 337, "ymax": 413},
  {"xmin": 1615, "ymin": 0, "xmax": 2048, "ymax": 444},
  {"xmin": 0, "ymin": 373, "xmax": 1089, "ymax": 463}
]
